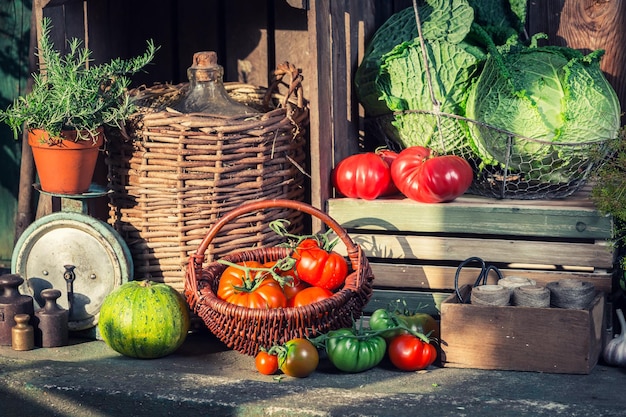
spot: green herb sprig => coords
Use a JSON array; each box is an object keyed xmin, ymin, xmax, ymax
[{"xmin": 0, "ymin": 17, "xmax": 158, "ymax": 141}]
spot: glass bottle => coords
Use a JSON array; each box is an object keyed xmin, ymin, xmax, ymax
[{"xmin": 173, "ymin": 51, "xmax": 258, "ymax": 116}]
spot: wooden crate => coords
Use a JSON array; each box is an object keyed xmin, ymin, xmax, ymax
[
  {"xmin": 440, "ymin": 285, "xmax": 605, "ymax": 374},
  {"xmin": 326, "ymin": 190, "xmax": 615, "ymax": 318}
]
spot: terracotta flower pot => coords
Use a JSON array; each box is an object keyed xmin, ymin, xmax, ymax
[{"xmin": 28, "ymin": 128, "xmax": 104, "ymax": 195}]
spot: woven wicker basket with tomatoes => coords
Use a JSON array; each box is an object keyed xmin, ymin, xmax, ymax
[{"xmin": 184, "ymin": 199, "xmax": 374, "ymax": 356}]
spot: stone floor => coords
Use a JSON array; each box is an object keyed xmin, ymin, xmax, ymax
[{"xmin": 1, "ymin": 330, "xmax": 625, "ymax": 417}]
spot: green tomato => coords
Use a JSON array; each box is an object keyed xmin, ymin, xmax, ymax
[
  {"xmin": 397, "ymin": 313, "xmax": 440, "ymax": 340},
  {"xmin": 325, "ymin": 328, "xmax": 386, "ymax": 373},
  {"xmin": 368, "ymin": 308, "xmax": 404, "ymax": 340}
]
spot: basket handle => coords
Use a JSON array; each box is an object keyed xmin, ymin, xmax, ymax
[
  {"xmin": 264, "ymin": 62, "xmax": 305, "ymax": 110},
  {"xmin": 190, "ymin": 198, "xmax": 358, "ymax": 270}
]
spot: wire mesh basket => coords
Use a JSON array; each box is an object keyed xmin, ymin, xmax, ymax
[{"xmin": 375, "ymin": 109, "xmax": 611, "ymax": 200}]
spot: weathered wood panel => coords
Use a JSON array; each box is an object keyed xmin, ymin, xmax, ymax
[
  {"xmin": 0, "ymin": 0, "xmax": 31, "ymax": 263},
  {"xmin": 328, "ymin": 194, "xmax": 615, "ymax": 318},
  {"xmin": 327, "ymin": 195, "xmax": 613, "ymax": 239},
  {"xmin": 369, "ymin": 263, "xmax": 613, "ymax": 293},
  {"xmin": 348, "ymin": 233, "xmax": 613, "ymax": 268}
]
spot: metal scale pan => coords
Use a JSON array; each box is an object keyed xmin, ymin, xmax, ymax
[{"xmin": 11, "ymin": 186, "xmax": 133, "ymax": 332}]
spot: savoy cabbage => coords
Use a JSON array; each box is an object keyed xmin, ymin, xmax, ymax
[{"xmin": 465, "ymin": 40, "xmax": 621, "ymax": 182}]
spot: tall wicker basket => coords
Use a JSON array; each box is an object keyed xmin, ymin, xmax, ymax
[{"xmin": 106, "ymin": 63, "xmax": 308, "ymax": 292}]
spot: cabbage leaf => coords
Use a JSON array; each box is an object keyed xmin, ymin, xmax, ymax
[
  {"xmin": 354, "ymin": 0, "xmax": 475, "ymax": 117},
  {"xmin": 376, "ymin": 39, "xmax": 483, "ymax": 153}
]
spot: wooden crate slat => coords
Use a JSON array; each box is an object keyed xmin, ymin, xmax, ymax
[
  {"xmin": 327, "ymin": 197, "xmax": 613, "ymax": 240},
  {"xmin": 347, "ymin": 233, "xmax": 614, "ymax": 269},
  {"xmin": 369, "ymin": 263, "xmax": 613, "ymax": 293}
]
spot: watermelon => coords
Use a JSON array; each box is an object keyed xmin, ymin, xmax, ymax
[{"xmin": 98, "ymin": 280, "xmax": 190, "ymax": 359}]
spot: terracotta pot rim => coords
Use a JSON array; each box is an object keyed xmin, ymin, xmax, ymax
[
  {"xmin": 28, "ymin": 127, "xmax": 105, "ymax": 148},
  {"xmin": 28, "ymin": 127, "xmax": 104, "ymax": 194}
]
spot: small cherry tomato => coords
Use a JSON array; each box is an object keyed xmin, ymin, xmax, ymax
[
  {"xmin": 255, "ymin": 350, "xmax": 279, "ymax": 375},
  {"xmin": 283, "ymin": 277, "xmax": 309, "ymax": 301}
]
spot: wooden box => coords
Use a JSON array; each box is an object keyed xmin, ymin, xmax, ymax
[
  {"xmin": 326, "ymin": 190, "xmax": 614, "ymax": 318},
  {"xmin": 440, "ymin": 285, "xmax": 605, "ymax": 374}
]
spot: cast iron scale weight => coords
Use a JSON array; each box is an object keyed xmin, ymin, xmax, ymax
[{"xmin": 11, "ymin": 184, "xmax": 133, "ymax": 338}]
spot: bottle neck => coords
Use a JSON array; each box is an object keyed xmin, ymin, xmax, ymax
[
  {"xmin": 177, "ymin": 65, "xmax": 257, "ymax": 116},
  {"xmin": 191, "ymin": 66, "xmax": 223, "ymax": 83}
]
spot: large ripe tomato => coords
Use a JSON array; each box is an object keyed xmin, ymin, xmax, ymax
[
  {"xmin": 390, "ymin": 146, "xmax": 473, "ymax": 203},
  {"xmin": 325, "ymin": 328, "xmax": 386, "ymax": 373},
  {"xmin": 388, "ymin": 334, "xmax": 437, "ymax": 371},
  {"xmin": 332, "ymin": 150, "xmax": 398, "ymax": 200},
  {"xmin": 217, "ymin": 261, "xmax": 287, "ymax": 309},
  {"xmin": 255, "ymin": 350, "xmax": 279, "ymax": 375},
  {"xmin": 279, "ymin": 338, "xmax": 319, "ymax": 378},
  {"xmin": 288, "ymin": 286, "xmax": 333, "ymax": 307},
  {"xmin": 292, "ymin": 243, "xmax": 348, "ymax": 291}
]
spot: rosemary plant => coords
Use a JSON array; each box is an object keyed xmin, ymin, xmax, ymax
[
  {"xmin": 591, "ymin": 128, "xmax": 626, "ymax": 229},
  {"xmin": 0, "ymin": 17, "xmax": 158, "ymax": 141}
]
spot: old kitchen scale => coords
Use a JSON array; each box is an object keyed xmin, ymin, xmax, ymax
[{"xmin": 11, "ymin": 184, "xmax": 133, "ymax": 335}]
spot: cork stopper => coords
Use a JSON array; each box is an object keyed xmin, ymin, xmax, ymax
[{"xmin": 192, "ymin": 51, "xmax": 218, "ymax": 69}]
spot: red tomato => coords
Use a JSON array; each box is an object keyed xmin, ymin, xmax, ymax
[
  {"xmin": 388, "ymin": 334, "xmax": 437, "ymax": 371},
  {"xmin": 390, "ymin": 146, "xmax": 473, "ymax": 203},
  {"xmin": 279, "ymin": 338, "xmax": 319, "ymax": 378},
  {"xmin": 288, "ymin": 286, "xmax": 333, "ymax": 307},
  {"xmin": 332, "ymin": 150, "xmax": 398, "ymax": 200},
  {"xmin": 292, "ymin": 244, "xmax": 348, "ymax": 291},
  {"xmin": 295, "ymin": 238, "xmax": 321, "ymax": 250},
  {"xmin": 217, "ymin": 261, "xmax": 287, "ymax": 309},
  {"xmin": 377, "ymin": 148, "xmax": 399, "ymax": 167},
  {"xmin": 283, "ymin": 278, "xmax": 309, "ymax": 301},
  {"xmin": 255, "ymin": 351, "xmax": 279, "ymax": 375}
]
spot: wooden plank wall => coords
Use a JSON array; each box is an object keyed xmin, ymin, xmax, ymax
[
  {"xmin": 306, "ymin": 0, "xmax": 412, "ymax": 220},
  {"xmin": 0, "ymin": 0, "xmax": 31, "ymax": 265},
  {"xmin": 328, "ymin": 193, "xmax": 615, "ymax": 317},
  {"xmin": 38, "ymin": 0, "xmax": 309, "ymax": 98}
]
